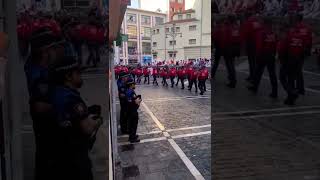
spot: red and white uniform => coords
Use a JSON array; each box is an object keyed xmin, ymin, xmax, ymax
[{"xmin": 198, "ymin": 69, "xmax": 209, "ymax": 80}]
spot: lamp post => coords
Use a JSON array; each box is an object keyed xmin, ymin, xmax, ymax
[{"xmin": 165, "ymin": 23, "xmax": 182, "ymax": 63}]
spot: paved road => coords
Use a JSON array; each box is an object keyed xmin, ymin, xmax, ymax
[
  {"xmin": 116, "ymin": 78, "xmax": 211, "ymax": 180},
  {"xmin": 213, "ymin": 55, "xmax": 320, "ymax": 180}
]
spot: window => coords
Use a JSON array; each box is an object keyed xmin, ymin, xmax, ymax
[
  {"xmin": 178, "ymin": 15, "xmax": 183, "ymax": 20},
  {"xmin": 155, "ymin": 17, "xmax": 164, "ymax": 25},
  {"xmin": 169, "ymin": 40, "xmax": 176, "ymax": 46},
  {"xmin": 142, "ymin": 42, "xmax": 151, "ymax": 54},
  {"xmin": 153, "ymin": 42, "xmax": 157, "ymax": 47},
  {"xmin": 171, "ymin": 27, "xmax": 175, "ymax": 32},
  {"xmin": 187, "ymin": 14, "xmax": 191, "ymax": 19},
  {"xmin": 153, "ymin": 30, "xmax": 156, "ymax": 35},
  {"xmin": 166, "ymin": 28, "xmax": 170, "ymax": 33},
  {"xmin": 189, "ymin": 25, "xmax": 197, "ymax": 31},
  {"xmin": 189, "ymin": 39, "xmax": 196, "ymax": 44},
  {"xmin": 169, "ymin": 53, "xmax": 176, "ymax": 58},
  {"xmin": 141, "ymin": 15, "xmax": 151, "ymax": 25},
  {"xmin": 153, "ymin": 54, "xmax": 157, "ymax": 59},
  {"xmin": 127, "ymin": 13, "xmax": 136, "ymax": 23},
  {"xmin": 128, "ymin": 41, "xmax": 138, "ymax": 55},
  {"xmin": 127, "ymin": 25, "xmax": 137, "ymax": 39},
  {"xmin": 157, "ymin": 29, "xmax": 160, "ymax": 34},
  {"xmin": 176, "ymin": 27, "xmax": 180, "ymax": 32},
  {"xmin": 142, "ymin": 27, "xmax": 151, "ymax": 40}
]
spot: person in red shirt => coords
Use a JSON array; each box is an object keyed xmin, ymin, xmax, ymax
[
  {"xmin": 281, "ymin": 16, "xmax": 306, "ymax": 105},
  {"xmin": 161, "ymin": 67, "xmax": 169, "ymax": 87},
  {"xmin": 178, "ymin": 66, "xmax": 188, "ymax": 89},
  {"xmin": 136, "ymin": 66, "xmax": 143, "ymax": 84},
  {"xmin": 212, "ymin": 18, "xmax": 225, "ymax": 78},
  {"xmin": 241, "ymin": 12, "xmax": 262, "ymax": 81},
  {"xmin": 152, "ymin": 66, "xmax": 159, "ymax": 86},
  {"xmin": 188, "ymin": 66, "xmax": 199, "ymax": 93},
  {"xmin": 143, "ymin": 66, "xmax": 150, "ymax": 84},
  {"xmin": 248, "ymin": 18, "xmax": 278, "ymax": 98},
  {"xmin": 169, "ymin": 66, "xmax": 177, "ymax": 87},
  {"xmin": 186, "ymin": 65, "xmax": 194, "ymax": 89},
  {"xmin": 293, "ymin": 14, "xmax": 312, "ymax": 95},
  {"xmin": 198, "ymin": 66, "xmax": 209, "ymax": 95}
]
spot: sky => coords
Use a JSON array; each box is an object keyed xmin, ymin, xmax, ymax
[{"xmin": 129, "ymin": 0, "xmax": 196, "ymax": 13}]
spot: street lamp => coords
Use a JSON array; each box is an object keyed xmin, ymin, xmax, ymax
[{"xmin": 165, "ymin": 23, "xmax": 182, "ymax": 63}]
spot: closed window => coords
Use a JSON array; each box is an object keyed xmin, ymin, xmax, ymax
[
  {"xmin": 153, "ymin": 42, "xmax": 157, "ymax": 47},
  {"xmin": 178, "ymin": 15, "xmax": 183, "ymax": 20},
  {"xmin": 169, "ymin": 40, "xmax": 176, "ymax": 46},
  {"xmin": 187, "ymin": 14, "xmax": 191, "ymax": 19},
  {"xmin": 166, "ymin": 28, "xmax": 170, "ymax": 33},
  {"xmin": 189, "ymin": 25, "xmax": 196, "ymax": 31},
  {"xmin": 127, "ymin": 25, "xmax": 137, "ymax": 39},
  {"xmin": 141, "ymin": 15, "xmax": 151, "ymax": 25},
  {"xmin": 155, "ymin": 17, "xmax": 164, "ymax": 25},
  {"xmin": 176, "ymin": 27, "xmax": 180, "ymax": 32},
  {"xmin": 157, "ymin": 29, "xmax": 160, "ymax": 34},
  {"xmin": 142, "ymin": 27, "xmax": 151, "ymax": 39},
  {"xmin": 128, "ymin": 41, "xmax": 137, "ymax": 55},
  {"xmin": 153, "ymin": 30, "xmax": 156, "ymax": 35},
  {"xmin": 142, "ymin": 42, "xmax": 151, "ymax": 54},
  {"xmin": 189, "ymin": 39, "xmax": 196, "ymax": 44},
  {"xmin": 127, "ymin": 13, "xmax": 136, "ymax": 23}
]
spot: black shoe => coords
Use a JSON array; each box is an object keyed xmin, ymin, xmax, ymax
[
  {"xmin": 284, "ymin": 98, "xmax": 294, "ymax": 105},
  {"xmin": 200, "ymin": 92, "xmax": 204, "ymax": 95},
  {"xmin": 269, "ymin": 93, "xmax": 278, "ymax": 99},
  {"xmin": 298, "ymin": 90, "xmax": 305, "ymax": 95},
  {"xmin": 129, "ymin": 138, "xmax": 140, "ymax": 143},
  {"xmin": 227, "ymin": 83, "xmax": 236, "ymax": 88},
  {"xmin": 247, "ymin": 86, "xmax": 257, "ymax": 93}
]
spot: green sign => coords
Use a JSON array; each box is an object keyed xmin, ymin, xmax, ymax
[{"xmin": 116, "ymin": 33, "xmax": 128, "ymax": 46}]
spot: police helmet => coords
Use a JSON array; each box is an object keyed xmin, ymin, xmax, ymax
[
  {"xmin": 126, "ymin": 78, "xmax": 135, "ymax": 86},
  {"xmin": 50, "ymin": 56, "xmax": 80, "ymax": 84}
]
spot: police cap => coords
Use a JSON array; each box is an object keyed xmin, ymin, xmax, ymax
[{"xmin": 126, "ymin": 78, "xmax": 135, "ymax": 86}]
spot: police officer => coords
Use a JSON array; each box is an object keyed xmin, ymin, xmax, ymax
[
  {"xmin": 50, "ymin": 57, "xmax": 103, "ymax": 180},
  {"xmin": 117, "ymin": 72, "xmax": 129, "ymax": 134},
  {"xmin": 248, "ymin": 18, "xmax": 278, "ymax": 98},
  {"xmin": 24, "ymin": 28, "xmax": 65, "ymax": 180},
  {"xmin": 126, "ymin": 79, "xmax": 142, "ymax": 143}
]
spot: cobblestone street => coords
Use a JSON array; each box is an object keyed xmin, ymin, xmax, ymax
[
  {"xmin": 213, "ymin": 55, "xmax": 320, "ymax": 180},
  {"xmin": 116, "ymin": 79, "xmax": 211, "ymax": 180}
]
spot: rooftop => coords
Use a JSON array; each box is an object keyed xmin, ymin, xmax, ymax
[
  {"xmin": 164, "ymin": 18, "xmax": 199, "ymax": 24},
  {"xmin": 173, "ymin": 9, "xmax": 195, "ymax": 15},
  {"xmin": 127, "ymin": 7, "xmax": 167, "ymax": 15}
]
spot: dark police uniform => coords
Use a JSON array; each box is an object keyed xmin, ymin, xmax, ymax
[
  {"xmin": 51, "ymin": 86, "xmax": 93, "ymax": 180},
  {"xmin": 126, "ymin": 80, "xmax": 140, "ymax": 142},
  {"xmin": 117, "ymin": 73, "xmax": 128, "ymax": 134},
  {"xmin": 49, "ymin": 58, "xmax": 98, "ymax": 180}
]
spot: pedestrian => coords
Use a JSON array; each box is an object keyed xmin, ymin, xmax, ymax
[
  {"xmin": 178, "ymin": 66, "xmax": 187, "ymax": 89},
  {"xmin": 126, "ymin": 79, "xmax": 142, "ymax": 143},
  {"xmin": 225, "ymin": 15, "xmax": 241, "ymax": 88},
  {"xmin": 162, "ymin": 67, "xmax": 169, "ymax": 87},
  {"xmin": 198, "ymin": 65, "xmax": 209, "ymax": 95},
  {"xmin": 212, "ymin": 17, "xmax": 225, "ymax": 78},
  {"xmin": 50, "ymin": 57, "xmax": 103, "ymax": 180},
  {"xmin": 187, "ymin": 65, "xmax": 193, "ymax": 89},
  {"xmin": 136, "ymin": 66, "xmax": 143, "ymax": 84},
  {"xmin": 143, "ymin": 66, "xmax": 150, "ymax": 84},
  {"xmin": 117, "ymin": 72, "xmax": 129, "ymax": 134},
  {"xmin": 24, "ymin": 28, "xmax": 65, "ymax": 180},
  {"xmin": 188, "ymin": 66, "xmax": 199, "ymax": 93},
  {"xmin": 282, "ymin": 17, "xmax": 306, "ymax": 105},
  {"xmin": 248, "ymin": 17, "xmax": 278, "ymax": 98},
  {"xmin": 152, "ymin": 66, "xmax": 159, "ymax": 85},
  {"xmin": 241, "ymin": 12, "xmax": 262, "ymax": 82},
  {"xmin": 293, "ymin": 14, "xmax": 312, "ymax": 95},
  {"xmin": 169, "ymin": 66, "xmax": 177, "ymax": 87}
]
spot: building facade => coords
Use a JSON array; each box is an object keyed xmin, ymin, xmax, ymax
[
  {"xmin": 168, "ymin": 0, "xmax": 185, "ymax": 21},
  {"xmin": 152, "ymin": 0, "xmax": 211, "ymax": 63},
  {"xmin": 120, "ymin": 8, "xmax": 167, "ymax": 65}
]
